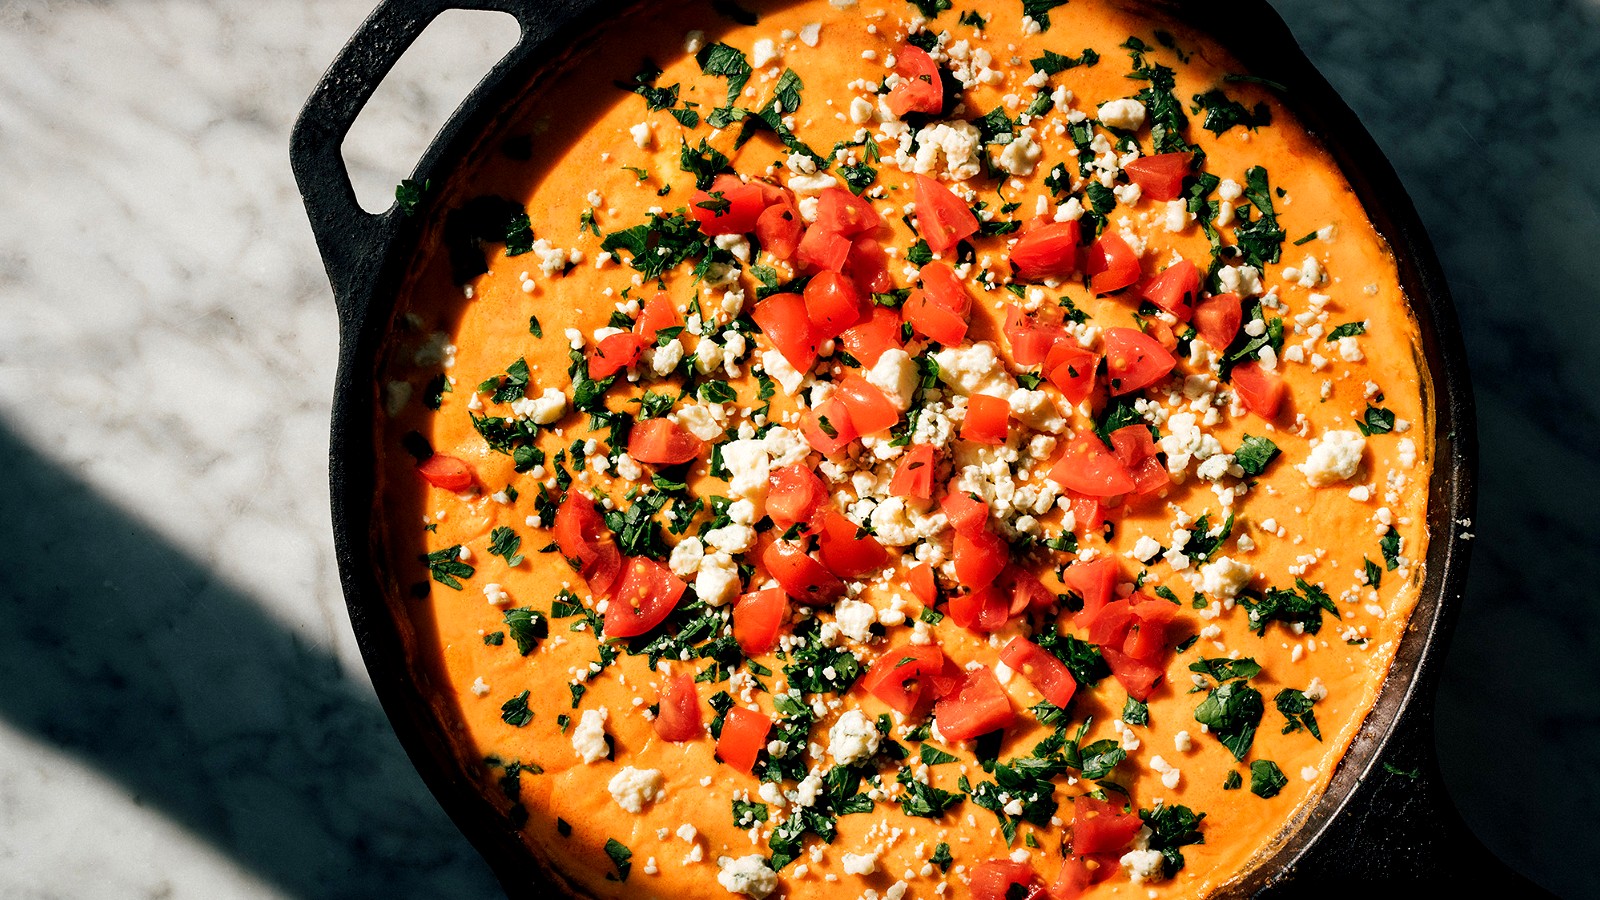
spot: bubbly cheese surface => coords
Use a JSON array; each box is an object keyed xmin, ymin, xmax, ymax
[{"xmin": 375, "ymin": 1, "xmax": 1433, "ymax": 897}]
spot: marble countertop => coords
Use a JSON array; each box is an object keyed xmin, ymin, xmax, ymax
[{"xmin": 0, "ymin": 0, "xmax": 1592, "ymax": 896}]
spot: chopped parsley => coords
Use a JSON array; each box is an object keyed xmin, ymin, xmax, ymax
[
  {"xmin": 422, "ymin": 545, "xmax": 473, "ymax": 589},
  {"xmin": 1233, "ymin": 434, "xmax": 1281, "ymax": 476},
  {"xmin": 603, "ymin": 837, "xmax": 633, "ymax": 881},
  {"xmin": 1193, "ymin": 679, "xmax": 1263, "ymax": 761},
  {"xmin": 1249, "ymin": 760, "xmax": 1288, "ymax": 798},
  {"xmin": 1275, "ymin": 688, "xmax": 1322, "ymax": 740},
  {"xmin": 500, "ymin": 690, "xmax": 533, "ymax": 727}
]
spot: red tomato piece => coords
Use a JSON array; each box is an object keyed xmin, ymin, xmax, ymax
[
  {"xmin": 803, "ymin": 270, "xmax": 866, "ymax": 337},
  {"xmin": 933, "ymin": 666, "xmax": 1015, "ymax": 742},
  {"xmin": 940, "ymin": 488, "xmax": 989, "ymax": 537},
  {"xmin": 554, "ymin": 493, "xmax": 623, "ymax": 597},
  {"xmin": 953, "ymin": 528, "xmax": 1009, "ymax": 588},
  {"xmin": 416, "ymin": 454, "xmax": 474, "ymax": 491},
  {"xmin": 1124, "ymin": 597, "xmax": 1178, "ymax": 663},
  {"xmin": 909, "ymin": 563, "xmax": 938, "ymax": 606},
  {"xmin": 838, "ymin": 306, "xmax": 905, "ymax": 367},
  {"xmin": 1072, "ymin": 795, "xmax": 1143, "ymax": 855},
  {"xmin": 962, "ymin": 393, "xmax": 1011, "ymax": 445},
  {"xmin": 889, "ymin": 444, "xmax": 937, "ymax": 500},
  {"xmin": 1086, "ymin": 600, "xmax": 1136, "ymax": 648},
  {"xmin": 1123, "ymin": 152, "xmax": 1191, "ymax": 201},
  {"xmin": 816, "ymin": 509, "xmax": 888, "ymax": 578},
  {"xmin": 970, "ymin": 860, "xmax": 1047, "ymax": 900},
  {"xmin": 1065, "ymin": 556, "xmax": 1120, "ymax": 625},
  {"xmin": 835, "ymin": 373, "xmax": 900, "ymax": 436},
  {"xmin": 654, "ymin": 674, "xmax": 704, "ymax": 742},
  {"xmin": 845, "ymin": 236, "xmax": 894, "ymax": 295},
  {"xmin": 1001, "ymin": 566, "xmax": 1056, "ymax": 615},
  {"xmin": 762, "ymin": 540, "xmax": 845, "ymax": 606},
  {"xmin": 1003, "ymin": 305, "xmax": 1066, "ymax": 366},
  {"xmin": 919, "ymin": 261, "xmax": 973, "ymax": 315},
  {"xmin": 1102, "ymin": 327, "xmax": 1177, "ymax": 395},
  {"xmin": 756, "ymin": 202, "xmax": 803, "ymax": 260},
  {"xmin": 863, "ymin": 644, "xmax": 953, "ymax": 715},
  {"xmin": 1108, "ymin": 424, "xmax": 1157, "ymax": 469},
  {"xmin": 751, "ymin": 292, "xmax": 819, "ymax": 371},
  {"xmin": 1085, "ymin": 231, "xmax": 1141, "ymax": 295},
  {"xmin": 1000, "ymin": 637, "xmax": 1078, "ymax": 709},
  {"xmin": 717, "ymin": 707, "xmax": 771, "ymax": 775},
  {"xmin": 1048, "ymin": 433, "xmax": 1138, "ymax": 498},
  {"xmin": 947, "ymin": 585, "xmax": 1010, "ymax": 633},
  {"xmin": 902, "ymin": 288, "xmax": 968, "ymax": 345},
  {"xmin": 1231, "ymin": 359, "xmax": 1287, "ymax": 420},
  {"xmin": 816, "ymin": 187, "xmax": 882, "ymax": 237},
  {"xmin": 587, "ymin": 331, "xmax": 649, "ymax": 379},
  {"xmin": 604, "ymin": 556, "xmax": 687, "ymax": 638},
  {"xmin": 1139, "ymin": 259, "xmax": 1199, "ymax": 322},
  {"xmin": 767, "ymin": 464, "xmax": 828, "ymax": 531},
  {"xmin": 801, "ymin": 396, "xmax": 860, "ymax": 455},
  {"xmin": 1051, "ymin": 854, "xmax": 1117, "ymax": 899},
  {"xmin": 796, "ymin": 221, "xmax": 852, "ymax": 272},
  {"xmin": 633, "ymin": 291, "xmax": 683, "ymax": 342},
  {"xmin": 1044, "ymin": 342, "xmax": 1099, "ymax": 406},
  {"xmin": 885, "ymin": 44, "xmax": 943, "ymax": 116},
  {"xmin": 1194, "ymin": 292, "xmax": 1243, "ymax": 350},
  {"xmin": 733, "ymin": 587, "xmax": 787, "ymax": 656},
  {"xmin": 912, "ymin": 174, "xmax": 979, "ymax": 254},
  {"xmin": 1101, "ymin": 646, "xmax": 1164, "ymax": 700},
  {"xmin": 688, "ymin": 174, "xmax": 766, "ymax": 235},
  {"xmin": 627, "ymin": 418, "xmax": 704, "ymax": 465},
  {"xmin": 1068, "ymin": 491, "xmax": 1106, "ymax": 536},
  {"xmin": 1010, "ymin": 220, "xmax": 1081, "ymax": 282}
]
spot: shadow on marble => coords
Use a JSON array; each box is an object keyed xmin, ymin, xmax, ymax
[{"xmin": 0, "ymin": 421, "xmax": 499, "ymax": 898}]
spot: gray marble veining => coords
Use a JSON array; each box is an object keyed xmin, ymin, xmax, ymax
[{"xmin": 0, "ymin": 0, "xmax": 1594, "ymax": 897}]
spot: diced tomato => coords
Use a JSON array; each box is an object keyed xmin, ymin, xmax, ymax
[
  {"xmin": 654, "ymin": 674, "xmax": 703, "ymax": 742},
  {"xmin": 919, "ymin": 261, "xmax": 973, "ymax": 315},
  {"xmin": 416, "ymin": 454, "xmax": 474, "ymax": 491},
  {"xmin": 953, "ymin": 528, "xmax": 1009, "ymax": 588},
  {"xmin": 963, "ymin": 393, "xmax": 1010, "ymax": 444},
  {"xmin": 688, "ymin": 174, "xmax": 766, "ymax": 235},
  {"xmin": 762, "ymin": 540, "xmax": 845, "ymax": 606},
  {"xmin": 1084, "ymin": 231, "xmax": 1141, "ymax": 295},
  {"xmin": 1124, "ymin": 596, "xmax": 1177, "ymax": 663},
  {"xmin": 801, "ymin": 396, "xmax": 859, "ymax": 455},
  {"xmin": 1101, "ymin": 646, "xmax": 1164, "ymax": 701},
  {"xmin": 796, "ymin": 222, "xmax": 852, "ymax": 272},
  {"xmin": 1065, "ymin": 556, "xmax": 1119, "ymax": 625},
  {"xmin": 909, "ymin": 563, "xmax": 938, "ymax": 606},
  {"xmin": 1048, "ymin": 433, "xmax": 1138, "ymax": 498},
  {"xmin": 733, "ymin": 587, "xmax": 787, "ymax": 656},
  {"xmin": 1108, "ymin": 424, "xmax": 1157, "ymax": 469},
  {"xmin": 1010, "ymin": 220, "xmax": 1081, "ymax": 282},
  {"xmin": 633, "ymin": 291, "xmax": 683, "ymax": 342},
  {"xmin": 970, "ymin": 860, "xmax": 1047, "ymax": 900},
  {"xmin": 1231, "ymin": 359, "xmax": 1287, "ymax": 420},
  {"xmin": 835, "ymin": 373, "xmax": 900, "ymax": 435},
  {"xmin": 885, "ymin": 44, "xmax": 943, "ymax": 117},
  {"xmin": 1051, "ymin": 854, "xmax": 1118, "ymax": 899},
  {"xmin": 1072, "ymin": 795, "xmax": 1143, "ymax": 855},
  {"xmin": 839, "ymin": 305, "xmax": 904, "ymax": 367},
  {"xmin": 588, "ymin": 331, "xmax": 649, "ymax": 378},
  {"xmin": 716, "ymin": 707, "xmax": 771, "ymax": 775},
  {"xmin": 1003, "ymin": 305, "xmax": 1066, "ymax": 366},
  {"xmin": 912, "ymin": 174, "xmax": 979, "ymax": 254},
  {"xmin": 889, "ymin": 444, "xmax": 937, "ymax": 500},
  {"xmin": 933, "ymin": 666, "xmax": 1015, "ymax": 742},
  {"xmin": 751, "ymin": 292, "xmax": 819, "ymax": 371},
  {"xmin": 1086, "ymin": 600, "xmax": 1135, "ymax": 648},
  {"xmin": 1144, "ymin": 317, "xmax": 1180, "ymax": 353},
  {"xmin": 756, "ymin": 201, "xmax": 803, "ymax": 260},
  {"xmin": 903, "ymin": 288, "xmax": 968, "ymax": 345},
  {"xmin": 817, "ymin": 508, "xmax": 888, "ymax": 578},
  {"xmin": 627, "ymin": 418, "xmax": 704, "ymax": 465},
  {"xmin": 845, "ymin": 236, "xmax": 894, "ymax": 294},
  {"xmin": 1044, "ymin": 342, "xmax": 1099, "ymax": 406},
  {"xmin": 1000, "ymin": 637, "xmax": 1078, "ymax": 709},
  {"xmin": 947, "ymin": 585, "xmax": 1010, "ymax": 633},
  {"xmin": 940, "ymin": 488, "xmax": 989, "ymax": 537},
  {"xmin": 1123, "ymin": 152, "xmax": 1190, "ymax": 201},
  {"xmin": 1102, "ymin": 327, "xmax": 1177, "ymax": 395},
  {"xmin": 604, "ymin": 556, "xmax": 687, "ymax": 638},
  {"xmin": 803, "ymin": 270, "xmax": 865, "ymax": 337},
  {"xmin": 767, "ymin": 464, "xmax": 828, "ymax": 531},
  {"xmin": 1139, "ymin": 259, "xmax": 1199, "ymax": 322},
  {"xmin": 1001, "ymin": 566, "xmax": 1056, "ymax": 615},
  {"xmin": 554, "ymin": 494, "xmax": 623, "ymax": 597},
  {"xmin": 1068, "ymin": 491, "xmax": 1106, "ymax": 536},
  {"xmin": 863, "ymin": 644, "xmax": 953, "ymax": 715},
  {"xmin": 1194, "ymin": 292, "xmax": 1242, "ymax": 350},
  {"xmin": 816, "ymin": 188, "xmax": 881, "ymax": 237}
]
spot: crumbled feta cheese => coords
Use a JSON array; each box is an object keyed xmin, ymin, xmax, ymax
[
  {"xmin": 834, "ymin": 599, "xmax": 878, "ymax": 642},
  {"xmin": 525, "ymin": 388, "xmax": 567, "ymax": 424},
  {"xmin": 866, "ymin": 348, "xmax": 919, "ymax": 411},
  {"xmin": 828, "ymin": 709, "xmax": 881, "ymax": 766},
  {"xmin": 1297, "ymin": 429, "xmax": 1366, "ymax": 486},
  {"xmin": 1200, "ymin": 556, "xmax": 1254, "ymax": 600},
  {"xmin": 717, "ymin": 855, "xmax": 779, "ymax": 898},
  {"xmin": 571, "ymin": 707, "xmax": 610, "ymax": 764},
  {"xmin": 1098, "ymin": 98, "xmax": 1147, "ymax": 130},
  {"xmin": 842, "ymin": 851, "xmax": 879, "ymax": 876},
  {"xmin": 1120, "ymin": 848, "xmax": 1166, "ymax": 884},
  {"xmin": 608, "ymin": 766, "xmax": 665, "ymax": 813}
]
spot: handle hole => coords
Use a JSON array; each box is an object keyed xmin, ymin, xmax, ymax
[{"xmin": 341, "ymin": 8, "xmax": 521, "ymax": 214}]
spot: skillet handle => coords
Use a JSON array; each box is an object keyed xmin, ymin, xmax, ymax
[{"xmin": 288, "ymin": 0, "xmax": 541, "ymax": 331}]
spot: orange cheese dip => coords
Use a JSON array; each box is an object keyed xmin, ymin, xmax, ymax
[{"xmin": 375, "ymin": 1, "xmax": 1433, "ymax": 897}]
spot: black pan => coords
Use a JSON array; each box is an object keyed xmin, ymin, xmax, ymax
[{"xmin": 290, "ymin": 0, "xmax": 1544, "ymax": 894}]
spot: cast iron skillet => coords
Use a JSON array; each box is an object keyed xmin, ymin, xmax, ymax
[{"xmin": 290, "ymin": 0, "xmax": 1545, "ymax": 894}]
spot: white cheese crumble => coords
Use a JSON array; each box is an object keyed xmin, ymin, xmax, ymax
[
  {"xmin": 571, "ymin": 707, "xmax": 609, "ymax": 764},
  {"xmin": 607, "ymin": 766, "xmax": 664, "ymax": 813},
  {"xmin": 1298, "ymin": 429, "xmax": 1366, "ymax": 486},
  {"xmin": 828, "ymin": 709, "xmax": 881, "ymax": 766}
]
